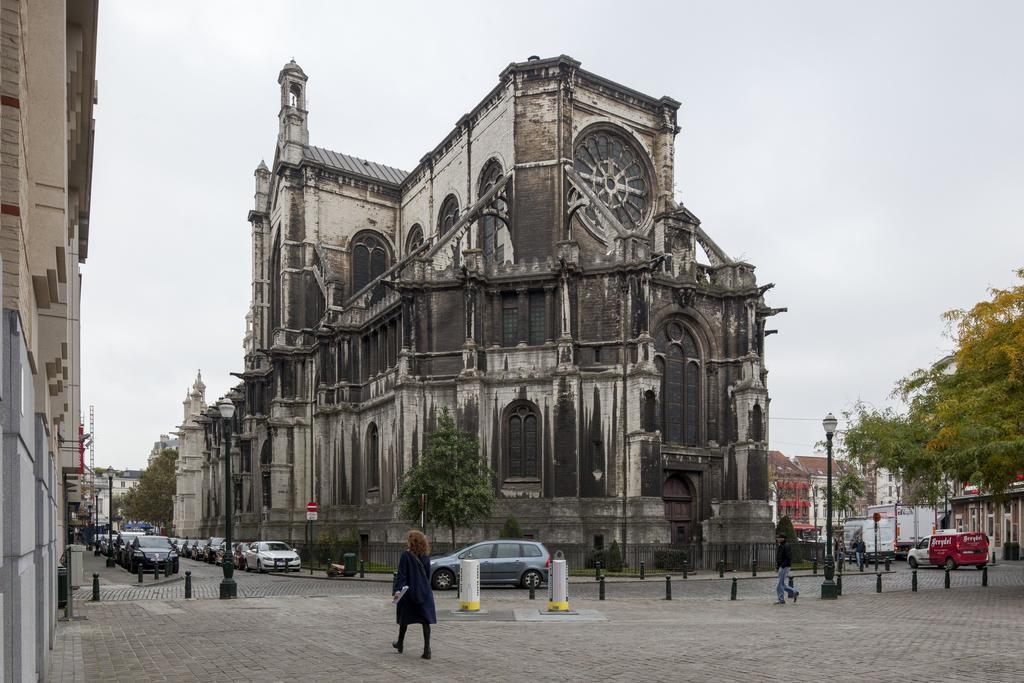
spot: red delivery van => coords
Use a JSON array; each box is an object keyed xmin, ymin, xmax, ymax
[{"xmin": 928, "ymin": 532, "xmax": 989, "ymax": 570}]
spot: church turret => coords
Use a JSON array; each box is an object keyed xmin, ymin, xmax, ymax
[
  {"xmin": 277, "ymin": 60, "xmax": 308, "ymax": 165},
  {"xmin": 254, "ymin": 159, "xmax": 270, "ymax": 213}
]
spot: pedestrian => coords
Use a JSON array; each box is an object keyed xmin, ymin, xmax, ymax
[
  {"xmin": 836, "ymin": 538, "xmax": 845, "ymax": 567},
  {"xmin": 392, "ymin": 530, "xmax": 437, "ymax": 660},
  {"xmin": 774, "ymin": 532, "xmax": 799, "ymax": 605},
  {"xmin": 856, "ymin": 538, "xmax": 866, "ymax": 569}
]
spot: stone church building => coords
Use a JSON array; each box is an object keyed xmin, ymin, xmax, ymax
[{"xmin": 174, "ymin": 55, "xmax": 783, "ymax": 548}]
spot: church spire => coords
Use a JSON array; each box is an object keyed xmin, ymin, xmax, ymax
[{"xmin": 277, "ymin": 59, "xmax": 309, "ymax": 165}]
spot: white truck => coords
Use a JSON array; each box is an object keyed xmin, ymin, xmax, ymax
[
  {"xmin": 842, "ymin": 517, "xmax": 897, "ymax": 563},
  {"xmin": 867, "ymin": 504, "xmax": 941, "ymax": 558}
]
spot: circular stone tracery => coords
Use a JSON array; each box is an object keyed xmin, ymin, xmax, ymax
[{"xmin": 573, "ymin": 130, "xmax": 651, "ymax": 237}]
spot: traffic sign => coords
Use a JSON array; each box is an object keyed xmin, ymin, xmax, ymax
[
  {"xmin": 307, "ymin": 501, "xmax": 318, "ymax": 513},
  {"xmin": 306, "ymin": 511, "xmax": 318, "ymax": 521}
]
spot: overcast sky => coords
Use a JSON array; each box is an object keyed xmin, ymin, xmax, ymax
[{"xmin": 84, "ymin": 1, "xmax": 1024, "ymax": 470}]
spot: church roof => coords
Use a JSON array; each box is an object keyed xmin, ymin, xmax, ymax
[{"xmin": 303, "ymin": 145, "xmax": 408, "ymax": 186}]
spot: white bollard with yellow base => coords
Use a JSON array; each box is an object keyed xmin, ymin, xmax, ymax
[
  {"xmin": 459, "ymin": 558, "xmax": 480, "ymax": 612},
  {"xmin": 547, "ymin": 552, "xmax": 569, "ymax": 612}
]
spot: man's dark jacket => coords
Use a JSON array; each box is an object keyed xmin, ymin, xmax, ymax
[{"xmin": 776, "ymin": 541, "xmax": 792, "ymax": 569}]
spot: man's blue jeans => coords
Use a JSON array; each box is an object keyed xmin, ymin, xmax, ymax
[{"xmin": 776, "ymin": 567, "xmax": 797, "ymax": 603}]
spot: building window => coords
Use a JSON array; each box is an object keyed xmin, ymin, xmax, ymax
[
  {"xmin": 261, "ymin": 471, "xmax": 272, "ymax": 509},
  {"xmin": 438, "ymin": 194, "xmax": 460, "ymax": 235},
  {"xmin": 641, "ymin": 390, "xmax": 657, "ymax": 432},
  {"xmin": 478, "ymin": 160, "xmax": 510, "ymax": 264},
  {"xmin": 750, "ymin": 404, "xmax": 764, "ymax": 442},
  {"xmin": 657, "ymin": 322, "xmax": 701, "ymax": 446},
  {"xmin": 368, "ymin": 423, "xmax": 380, "ymax": 490},
  {"xmin": 406, "ymin": 224, "xmax": 424, "ymax": 255},
  {"xmin": 351, "ymin": 231, "xmax": 390, "ymax": 294},
  {"xmin": 528, "ymin": 291, "xmax": 545, "ymax": 345},
  {"xmin": 502, "ymin": 295, "xmax": 519, "ymax": 347},
  {"xmin": 507, "ymin": 403, "xmax": 539, "ymax": 479}
]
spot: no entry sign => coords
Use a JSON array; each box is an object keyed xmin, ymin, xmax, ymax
[{"xmin": 307, "ymin": 501, "xmax": 318, "ymax": 521}]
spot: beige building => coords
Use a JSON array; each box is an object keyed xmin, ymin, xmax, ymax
[{"xmin": 0, "ymin": 1, "xmax": 98, "ymax": 680}]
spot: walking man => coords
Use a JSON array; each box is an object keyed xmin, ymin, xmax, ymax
[
  {"xmin": 856, "ymin": 538, "xmax": 866, "ymax": 570},
  {"xmin": 775, "ymin": 532, "xmax": 799, "ymax": 604}
]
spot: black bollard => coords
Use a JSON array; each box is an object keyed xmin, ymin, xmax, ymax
[
  {"xmin": 876, "ymin": 573, "xmax": 882, "ymax": 593},
  {"xmin": 154, "ymin": 561, "xmax": 160, "ymax": 580},
  {"xmin": 991, "ymin": 551, "xmax": 996, "ymax": 566},
  {"xmin": 665, "ymin": 575, "xmax": 672, "ymax": 600},
  {"xmin": 859, "ymin": 561, "xmax": 864, "ymax": 573},
  {"xmin": 836, "ymin": 572, "xmax": 843, "ymax": 596},
  {"xmin": 137, "ymin": 562, "xmax": 143, "ymax": 584},
  {"xmin": 599, "ymin": 576, "xmax": 606, "ymax": 601},
  {"xmin": 92, "ymin": 573, "xmax": 100, "ymax": 602},
  {"xmin": 359, "ymin": 560, "xmax": 365, "ymax": 579},
  {"xmin": 595, "ymin": 560, "xmax": 602, "ymax": 581},
  {"xmin": 682, "ymin": 560, "xmax": 688, "ymax": 580},
  {"xmin": 529, "ymin": 583, "xmax": 535, "ymax": 600},
  {"xmin": 885, "ymin": 557, "xmax": 891, "ymax": 572},
  {"xmin": 730, "ymin": 577, "xmax": 737, "ymax": 600},
  {"xmin": 185, "ymin": 570, "xmax": 192, "ymax": 599},
  {"xmin": 640, "ymin": 561, "xmax": 645, "ymax": 580},
  {"xmin": 944, "ymin": 567, "xmax": 950, "ymax": 589},
  {"xmin": 812, "ymin": 558, "xmax": 818, "ymax": 575},
  {"xmin": 718, "ymin": 559, "xmax": 725, "ymax": 578},
  {"xmin": 911, "ymin": 569, "xmax": 917, "ymax": 592},
  {"xmin": 788, "ymin": 575, "xmax": 794, "ymax": 589},
  {"xmin": 982, "ymin": 565, "xmax": 988, "ymax": 587},
  {"xmin": 752, "ymin": 558, "xmax": 757, "ymax": 577}
]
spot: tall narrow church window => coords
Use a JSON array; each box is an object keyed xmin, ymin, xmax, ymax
[
  {"xmin": 368, "ymin": 423, "xmax": 380, "ymax": 490},
  {"xmin": 507, "ymin": 404, "xmax": 539, "ymax": 478},
  {"xmin": 261, "ymin": 471, "xmax": 272, "ymax": 509},
  {"xmin": 351, "ymin": 231, "xmax": 391, "ymax": 294},
  {"xmin": 502, "ymin": 295, "xmax": 519, "ymax": 347},
  {"xmin": 528, "ymin": 291, "xmax": 546, "ymax": 345},
  {"xmin": 657, "ymin": 322, "xmax": 702, "ymax": 446},
  {"xmin": 478, "ymin": 160, "xmax": 511, "ymax": 264},
  {"xmin": 751, "ymin": 404, "xmax": 764, "ymax": 442}
]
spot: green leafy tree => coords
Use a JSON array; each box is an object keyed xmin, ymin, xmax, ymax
[
  {"xmin": 499, "ymin": 516, "xmax": 523, "ymax": 538},
  {"xmin": 398, "ymin": 408, "xmax": 495, "ymax": 546},
  {"xmin": 845, "ymin": 268, "xmax": 1024, "ymax": 499},
  {"xmin": 830, "ymin": 469, "xmax": 866, "ymax": 518},
  {"xmin": 775, "ymin": 515, "xmax": 797, "ymax": 545},
  {"xmin": 121, "ymin": 448, "xmax": 177, "ymax": 529}
]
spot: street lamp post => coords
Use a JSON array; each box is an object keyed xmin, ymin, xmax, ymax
[
  {"xmin": 106, "ymin": 473, "xmax": 115, "ymax": 567},
  {"xmin": 821, "ymin": 412, "xmax": 839, "ymax": 600},
  {"xmin": 218, "ymin": 398, "xmax": 237, "ymax": 599}
]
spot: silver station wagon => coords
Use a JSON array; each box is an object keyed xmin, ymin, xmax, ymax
[{"xmin": 429, "ymin": 540, "xmax": 549, "ymax": 590}]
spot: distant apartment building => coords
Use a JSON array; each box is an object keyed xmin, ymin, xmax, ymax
[
  {"xmin": 770, "ymin": 451, "xmax": 864, "ymax": 540},
  {"xmin": 148, "ymin": 433, "xmax": 179, "ymax": 466}
]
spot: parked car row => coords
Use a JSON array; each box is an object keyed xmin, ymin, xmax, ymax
[{"xmin": 179, "ymin": 538, "xmax": 302, "ymax": 573}]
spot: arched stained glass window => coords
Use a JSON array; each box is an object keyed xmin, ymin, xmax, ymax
[
  {"xmin": 406, "ymin": 224, "xmax": 424, "ymax": 255},
  {"xmin": 507, "ymin": 403, "xmax": 539, "ymax": 478},
  {"xmin": 351, "ymin": 231, "xmax": 391, "ymax": 294},
  {"xmin": 478, "ymin": 160, "xmax": 510, "ymax": 264},
  {"xmin": 438, "ymin": 195, "xmax": 460, "ymax": 235},
  {"xmin": 656, "ymin": 322, "xmax": 702, "ymax": 446}
]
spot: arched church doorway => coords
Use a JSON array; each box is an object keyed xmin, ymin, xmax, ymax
[{"xmin": 663, "ymin": 474, "xmax": 695, "ymax": 545}]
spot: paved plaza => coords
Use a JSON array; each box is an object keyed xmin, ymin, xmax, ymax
[{"xmin": 49, "ymin": 554, "xmax": 1024, "ymax": 682}]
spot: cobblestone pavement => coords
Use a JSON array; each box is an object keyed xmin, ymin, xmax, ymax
[{"xmin": 50, "ymin": 581, "xmax": 1024, "ymax": 682}]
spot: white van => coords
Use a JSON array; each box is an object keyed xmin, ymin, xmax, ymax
[{"xmin": 842, "ymin": 517, "xmax": 896, "ymax": 562}]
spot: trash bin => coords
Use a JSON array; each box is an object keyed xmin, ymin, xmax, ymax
[
  {"xmin": 57, "ymin": 566, "xmax": 68, "ymax": 609},
  {"xmin": 342, "ymin": 552, "xmax": 357, "ymax": 577},
  {"xmin": 69, "ymin": 544, "xmax": 85, "ymax": 588}
]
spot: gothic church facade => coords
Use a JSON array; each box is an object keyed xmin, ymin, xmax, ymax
[{"xmin": 175, "ymin": 56, "xmax": 782, "ymax": 547}]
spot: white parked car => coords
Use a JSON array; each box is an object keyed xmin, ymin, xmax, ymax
[{"xmin": 244, "ymin": 541, "xmax": 301, "ymax": 573}]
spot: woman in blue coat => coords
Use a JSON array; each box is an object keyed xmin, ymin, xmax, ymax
[{"xmin": 392, "ymin": 530, "xmax": 437, "ymax": 659}]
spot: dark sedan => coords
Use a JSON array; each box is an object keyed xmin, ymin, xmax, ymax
[{"xmin": 128, "ymin": 536, "xmax": 179, "ymax": 574}]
